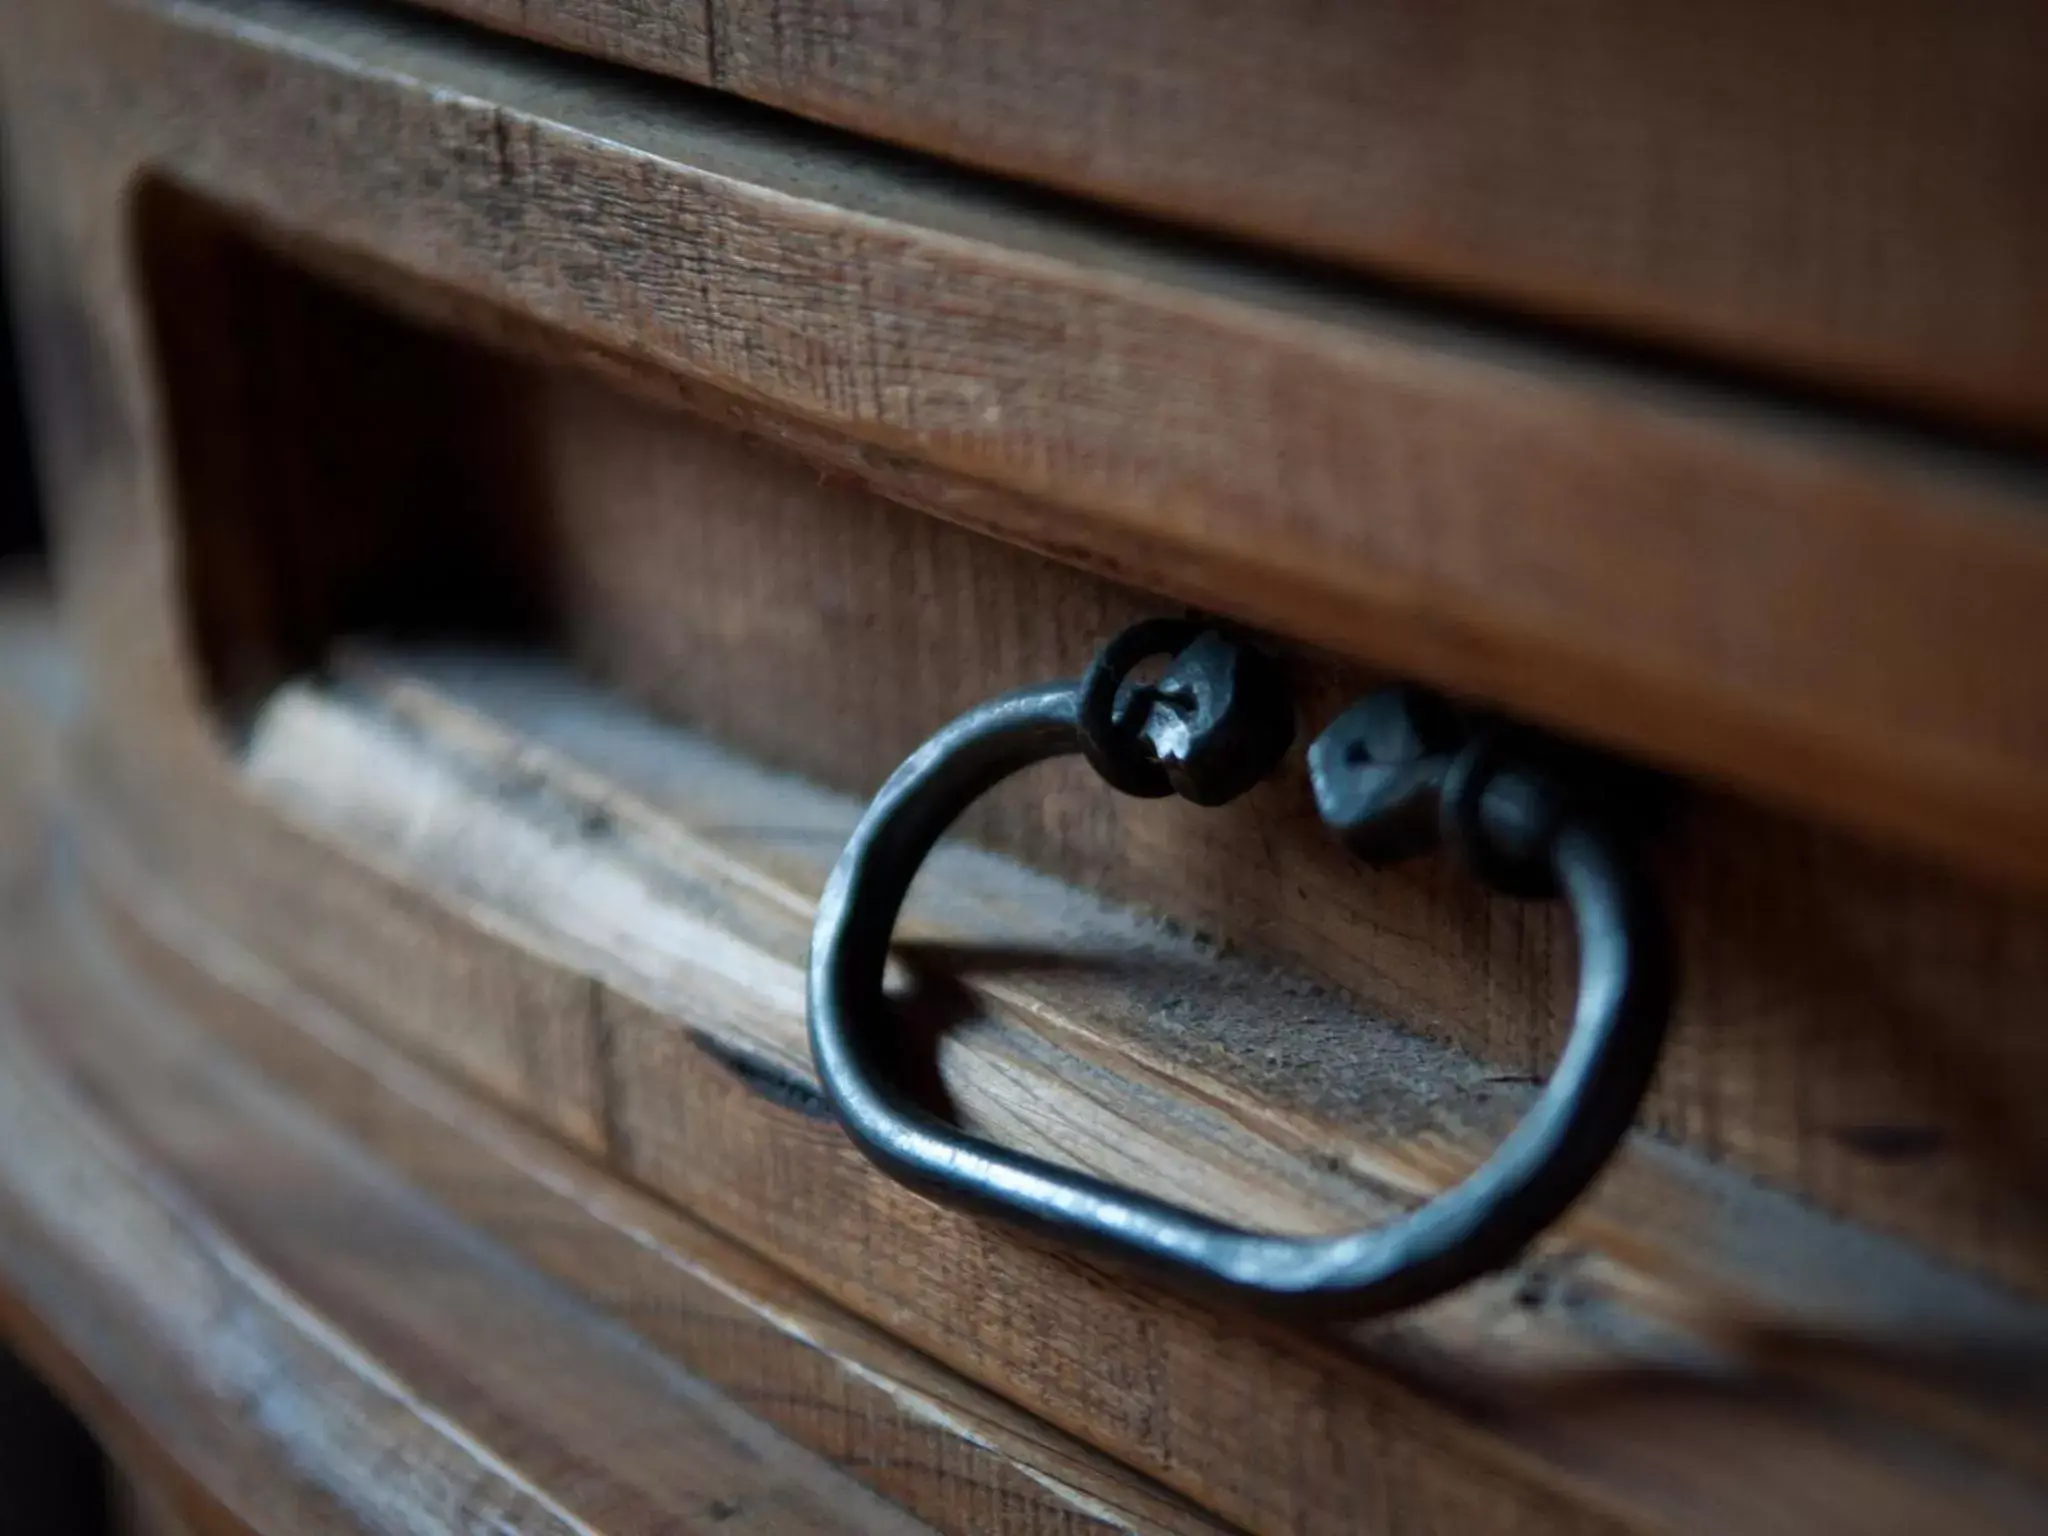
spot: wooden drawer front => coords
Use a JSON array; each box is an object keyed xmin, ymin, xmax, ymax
[
  {"xmin": 406, "ymin": 0, "xmax": 2048, "ymax": 436},
  {"xmin": 54, "ymin": 214, "xmax": 2048, "ymax": 1534}
]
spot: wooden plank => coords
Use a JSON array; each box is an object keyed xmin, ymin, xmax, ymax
[
  {"xmin": 77, "ymin": 641, "xmax": 2048, "ymax": 1536},
  {"xmin": 0, "ymin": 890, "xmax": 943, "ymax": 1534},
  {"xmin": 419, "ymin": 0, "xmax": 708, "ymax": 81},
  {"xmin": 0, "ymin": 589, "xmax": 1238, "ymax": 1536},
  {"xmin": 113, "ymin": 1471, "xmax": 222, "ymax": 1536},
  {"xmin": 11, "ymin": 0, "xmax": 2048, "ymax": 884},
  {"xmin": 398, "ymin": 0, "xmax": 2048, "ymax": 436},
  {"xmin": 0, "ymin": 573, "xmax": 71, "ymax": 816},
  {"xmin": 85, "ymin": 896, "xmax": 1244, "ymax": 1536}
]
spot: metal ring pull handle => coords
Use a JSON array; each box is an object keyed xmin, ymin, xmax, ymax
[{"xmin": 807, "ymin": 622, "xmax": 1673, "ymax": 1316}]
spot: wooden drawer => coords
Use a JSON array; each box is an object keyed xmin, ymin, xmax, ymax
[
  {"xmin": 4, "ymin": 1, "xmax": 2048, "ymax": 1533},
  {"xmin": 15, "ymin": 0, "xmax": 2048, "ymax": 885}
]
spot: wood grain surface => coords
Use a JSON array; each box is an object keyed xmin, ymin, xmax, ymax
[
  {"xmin": 135, "ymin": 298, "xmax": 2048, "ymax": 1315},
  {"xmin": 60, "ymin": 622, "xmax": 2048, "ymax": 1536},
  {"xmin": 407, "ymin": 0, "xmax": 2048, "ymax": 438},
  {"xmin": 418, "ymin": 0, "xmax": 708, "ymax": 80},
  {"xmin": 0, "ymin": 870, "xmax": 948, "ymax": 1534},
  {"xmin": 7, "ymin": 0, "xmax": 2048, "ymax": 884},
  {"xmin": 114, "ymin": 1471, "xmax": 226, "ymax": 1536},
  {"xmin": 8, "ymin": 0, "xmax": 2048, "ymax": 1530},
  {"xmin": 0, "ymin": 590, "xmax": 1238, "ymax": 1536}
]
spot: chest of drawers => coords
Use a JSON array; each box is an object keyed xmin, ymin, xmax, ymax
[{"xmin": 4, "ymin": 3, "xmax": 2047, "ymax": 1531}]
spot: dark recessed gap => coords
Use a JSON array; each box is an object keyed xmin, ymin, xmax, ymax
[
  {"xmin": 129, "ymin": 179, "xmax": 563, "ymax": 736},
  {"xmin": 1, "ymin": 162, "xmax": 45, "ymax": 566},
  {"xmin": 0, "ymin": 1343, "xmax": 112, "ymax": 1535}
]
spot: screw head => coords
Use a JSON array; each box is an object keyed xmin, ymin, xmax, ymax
[
  {"xmin": 1307, "ymin": 687, "xmax": 1466, "ymax": 864},
  {"xmin": 1143, "ymin": 631, "xmax": 1296, "ymax": 807}
]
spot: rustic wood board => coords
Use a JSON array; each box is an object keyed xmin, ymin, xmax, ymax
[
  {"xmin": 89, "ymin": 893, "xmax": 1244, "ymax": 1536},
  {"xmin": 0, "ymin": 874, "xmax": 947, "ymax": 1536},
  {"xmin": 407, "ymin": 0, "xmax": 2048, "ymax": 438},
  {"xmin": 9, "ymin": 0, "xmax": 2048, "ymax": 884}
]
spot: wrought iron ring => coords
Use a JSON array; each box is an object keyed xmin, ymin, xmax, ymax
[{"xmin": 806, "ymin": 623, "xmax": 1673, "ymax": 1317}]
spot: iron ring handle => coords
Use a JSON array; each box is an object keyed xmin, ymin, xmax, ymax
[{"xmin": 806, "ymin": 644, "xmax": 1672, "ymax": 1318}]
